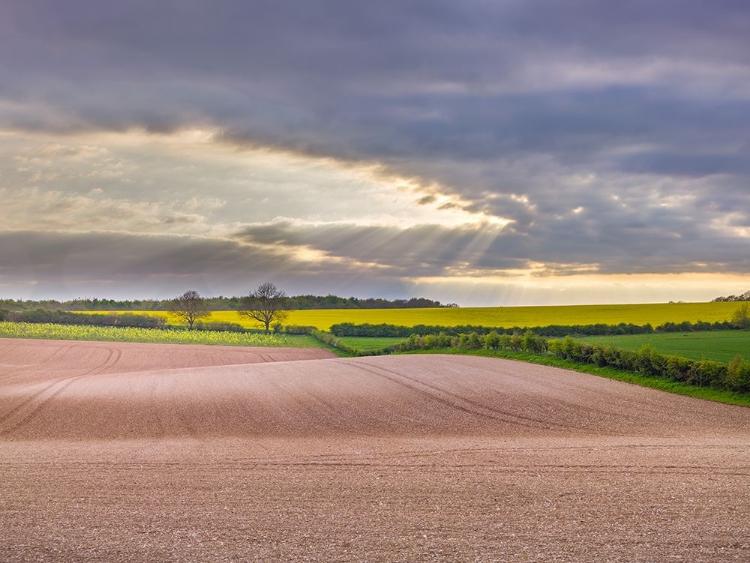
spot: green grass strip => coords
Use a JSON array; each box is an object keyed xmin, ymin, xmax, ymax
[{"xmin": 337, "ymin": 336, "xmax": 407, "ymax": 352}]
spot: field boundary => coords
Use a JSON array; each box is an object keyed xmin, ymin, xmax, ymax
[
  {"xmin": 2, "ymin": 320, "xmax": 748, "ymax": 406},
  {"xmin": 401, "ymin": 348, "xmax": 750, "ymax": 408},
  {"xmin": 329, "ymin": 318, "xmax": 746, "ymax": 338}
]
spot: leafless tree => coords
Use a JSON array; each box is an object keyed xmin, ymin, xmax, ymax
[
  {"xmin": 238, "ymin": 283, "xmax": 288, "ymax": 334},
  {"xmin": 169, "ymin": 290, "xmax": 211, "ymax": 330}
]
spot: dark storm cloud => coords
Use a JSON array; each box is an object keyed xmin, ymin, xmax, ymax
[
  {"xmin": 2, "ymin": 0, "xmax": 750, "ymax": 284},
  {"xmin": 0, "ymin": 230, "xmax": 414, "ymax": 299},
  {"xmin": 0, "ymin": 231, "xmax": 284, "ymax": 281},
  {"xmin": 619, "ymin": 150, "xmax": 750, "ymax": 177}
]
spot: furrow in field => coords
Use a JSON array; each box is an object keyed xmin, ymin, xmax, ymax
[{"xmin": 1, "ymin": 340, "xmax": 748, "ymax": 441}]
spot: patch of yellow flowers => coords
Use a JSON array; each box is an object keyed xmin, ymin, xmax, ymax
[{"xmin": 0, "ymin": 322, "xmax": 301, "ymax": 347}]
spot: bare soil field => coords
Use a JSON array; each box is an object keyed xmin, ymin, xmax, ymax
[{"xmin": 1, "ymin": 338, "xmax": 748, "ymax": 562}]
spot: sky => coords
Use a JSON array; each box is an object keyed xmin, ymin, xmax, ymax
[{"xmin": 1, "ymin": 0, "xmax": 749, "ymax": 306}]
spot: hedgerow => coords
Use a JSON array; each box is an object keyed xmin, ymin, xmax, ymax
[
  {"xmin": 5, "ymin": 308, "xmax": 165, "ymax": 328},
  {"xmin": 396, "ymin": 330, "xmax": 750, "ymax": 393},
  {"xmin": 329, "ymin": 319, "xmax": 738, "ymax": 338}
]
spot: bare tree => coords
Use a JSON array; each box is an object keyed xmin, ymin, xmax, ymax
[
  {"xmin": 169, "ymin": 290, "xmax": 211, "ymax": 330},
  {"xmin": 238, "ymin": 283, "xmax": 288, "ymax": 334}
]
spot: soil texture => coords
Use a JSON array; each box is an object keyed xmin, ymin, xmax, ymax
[{"xmin": 1, "ymin": 338, "xmax": 748, "ymax": 562}]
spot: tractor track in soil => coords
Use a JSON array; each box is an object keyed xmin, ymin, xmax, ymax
[{"xmin": 1, "ymin": 338, "xmax": 749, "ymax": 562}]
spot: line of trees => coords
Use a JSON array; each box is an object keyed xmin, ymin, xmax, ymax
[
  {"xmin": 329, "ymin": 316, "xmax": 748, "ymax": 338},
  {"xmin": 712, "ymin": 290, "xmax": 750, "ymax": 302},
  {"xmin": 0, "ymin": 285, "xmax": 292, "ymax": 334},
  {"xmin": 0, "ymin": 309, "xmax": 165, "ymax": 328},
  {"xmin": 0, "ymin": 295, "xmax": 447, "ymax": 312}
]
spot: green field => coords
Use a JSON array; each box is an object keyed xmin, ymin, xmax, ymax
[
  {"xmin": 337, "ymin": 337, "xmax": 406, "ymax": 352},
  {"xmin": 79, "ymin": 301, "xmax": 741, "ymax": 331},
  {"xmin": 0, "ymin": 322, "xmax": 322, "ymax": 348},
  {"xmin": 578, "ymin": 331, "xmax": 750, "ymax": 363}
]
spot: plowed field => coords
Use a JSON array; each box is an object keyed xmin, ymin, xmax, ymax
[{"xmin": 1, "ymin": 338, "xmax": 748, "ymax": 562}]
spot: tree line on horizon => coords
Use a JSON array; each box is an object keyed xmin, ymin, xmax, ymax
[
  {"xmin": 712, "ymin": 290, "xmax": 750, "ymax": 302},
  {"xmin": 0, "ymin": 294, "xmax": 450, "ymax": 312},
  {"xmin": 0, "ymin": 283, "xmax": 437, "ymax": 335},
  {"xmin": 328, "ymin": 313, "xmax": 750, "ymax": 338}
]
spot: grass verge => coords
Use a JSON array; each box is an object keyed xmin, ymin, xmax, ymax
[{"xmin": 336, "ymin": 336, "xmax": 406, "ymax": 352}]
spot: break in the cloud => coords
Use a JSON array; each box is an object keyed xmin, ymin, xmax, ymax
[{"xmin": 0, "ymin": 0, "xmax": 748, "ymax": 304}]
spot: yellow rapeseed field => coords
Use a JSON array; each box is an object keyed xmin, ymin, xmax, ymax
[{"xmin": 82, "ymin": 302, "xmax": 741, "ymax": 331}]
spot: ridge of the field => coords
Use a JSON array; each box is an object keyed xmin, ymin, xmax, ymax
[
  {"xmin": 1, "ymin": 339, "xmax": 748, "ymax": 441},
  {"xmin": 75, "ymin": 301, "xmax": 739, "ymax": 330}
]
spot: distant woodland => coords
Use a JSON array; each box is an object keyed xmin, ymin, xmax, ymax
[
  {"xmin": 0, "ymin": 295, "xmax": 452, "ymax": 311},
  {"xmin": 712, "ymin": 290, "xmax": 750, "ymax": 302}
]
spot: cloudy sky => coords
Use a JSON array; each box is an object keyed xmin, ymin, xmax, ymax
[{"xmin": 1, "ymin": 1, "xmax": 749, "ymax": 305}]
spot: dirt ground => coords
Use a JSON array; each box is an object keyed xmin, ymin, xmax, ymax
[{"xmin": 1, "ymin": 338, "xmax": 748, "ymax": 562}]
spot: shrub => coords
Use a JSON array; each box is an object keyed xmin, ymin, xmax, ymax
[
  {"xmin": 193, "ymin": 321, "xmax": 245, "ymax": 332},
  {"xmin": 113, "ymin": 313, "xmax": 166, "ymax": 328},
  {"xmin": 284, "ymin": 325, "xmax": 316, "ymax": 335},
  {"xmin": 726, "ymin": 355, "xmax": 750, "ymax": 392},
  {"xmin": 689, "ymin": 360, "xmax": 727, "ymax": 388},
  {"xmin": 522, "ymin": 330, "xmax": 547, "ymax": 354},
  {"xmin": 665, "ymin": 355, "xmax": 693, "ymax": 382},
  {"xmin": 499, "ymin": 333, "xmax": 512, "ymax": 350},
  {"xmin": 466, "ymin": 332, "xmax": 482, "ymax": 349},
  {"xmin": 590, "ymin": 343, "xmax": 607, "ymax": 367},
  {"xmin": 484, "ymin": 331, "xmax": 501, "ymax": 350},
  {"xmin": 437, "ymin": 332, "xmax": 452, "ymax": 348}
]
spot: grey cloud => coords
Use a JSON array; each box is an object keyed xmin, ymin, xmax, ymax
[
  {"xmin": 0, "ymin": 230, "xmax": 416, "ymax": 300},
  {"xmin": 619, "ymin": 150, "xmax": 750, "ymax": 177},
  {"xmin": 234, "ymin": 218, "xmax": 750, "ymax": 277},
  {"xmin": 4, "ymin": 2, "xmax": 749, "ymax": 182},
  {"xmin": 235, "ymin": 221, "xmax": 525, "ymax": 275},
  {"xmin": 4, "ymin": 1, "xmax": 748, "ymax": 81},
  {"xmin": 1, "ymin": 0, "xmax": 750, "ymax": 287}
]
